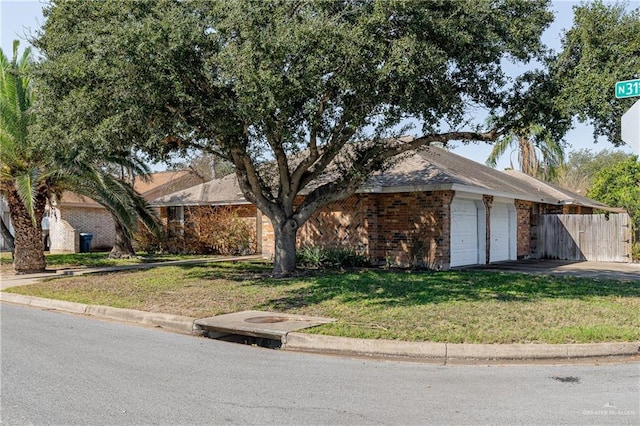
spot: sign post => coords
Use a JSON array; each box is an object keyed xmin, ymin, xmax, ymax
[{"xmin": 621, "ymin": 100, "xmax": 640, "ymax": 155}]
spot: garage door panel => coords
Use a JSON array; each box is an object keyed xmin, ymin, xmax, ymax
[
  {"xmin": 490, "ymin": 203, "xmax": 515, "ymax": 263},
  {"xmin": 451, "ymin": 199, "xmax": 479, "ymax": 267},
  {"xmin": 490, "ymin": 204, "xmax": 510, "ymax": 262}
]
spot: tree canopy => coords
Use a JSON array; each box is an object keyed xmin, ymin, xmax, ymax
[
  {"xmin": 553, "ymin": 0, "xmax": 640, "ymax": 145},
  {"xmin": 588, "ymin": 155, "xmax": 640, "ymax": 240},
  {"xmin": 555, "ymin": 148, "xmax": 634, "ymax": 194},
  {"xmin": 35, "ymin": 0, "xmax": 555, "ymax": 274}
]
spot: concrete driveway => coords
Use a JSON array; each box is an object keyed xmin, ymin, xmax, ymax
[{"xmin": 466, "ymin": 259, "xmax": 640, "ymax": 281}]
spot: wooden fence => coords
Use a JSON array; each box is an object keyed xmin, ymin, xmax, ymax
[{"xmin": 535, "ymin": 213, "xmax": 632, "ymax": 262}]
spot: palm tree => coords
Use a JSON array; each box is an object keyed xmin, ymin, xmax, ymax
[
  {"xmin": 65, "ymin": 154, "xmax": 160, "ymax": 259},
  {"xmin": 0, "ymin": 41, "xmax": 48, "ymax": 272},
  {"xmin": 486, "ymin": 124, "xmax": 565, "ymax": 180},
  {"xmin": 1, "ymin": 41, "xmax": 159, "ymax": 272}
]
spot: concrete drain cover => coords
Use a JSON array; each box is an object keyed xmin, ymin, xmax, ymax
[
  {"xmin": 195, "ymin": 310, "xmax": 335, "ymax": 340},
  {"xmin": 245, "ymin": 316, "xmax": 290, "ymax": 324}
]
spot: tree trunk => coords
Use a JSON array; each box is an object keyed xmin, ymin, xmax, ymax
[
  {"xmin": 272, "ymin": 218, "xmax": 299, "ymax": 277},
  {"xmin": 108, "ymin": 219, "xmax": 137, "ymax": 259},
  {"xmin": 7, "ymin": 189, "xmax": 46, "ymax": 274},
  {"xmin": 0, "ymin": 216, "xmax": 15, "ymax": 255}
]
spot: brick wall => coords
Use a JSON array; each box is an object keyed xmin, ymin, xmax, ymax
[
  {"xmin": 515, "ymin": 199, "xmax": 533, "ymax": 258},
  {"xmin": 261, "ymin": 191, "xmax": 455, "ymax": 268},
  {"xmin": 297, "ymin": 195, "xmax": 370, "ymax": 252},
  {"xmin": 562, "ymin": 205, "xmax": 593, "ymax": 214},
  {"xmin": 261, "ymin": 213, "xmax": 275, "ymax": 258},
  {"xmin": 368, "ymin": 191, "xmax": 453, "ymax": 268},
  {"xmin": 51, "ymin": 206, "xmax": 115, "ymax": 252}
]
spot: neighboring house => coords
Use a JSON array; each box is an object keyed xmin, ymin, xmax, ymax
[
  {"xmin": 152, "ymin": 146, "xmax": 629, "ymax": 268},
  {"xmin": 48, "ymin": 170, "xmax": 204, "ymax": 253}
]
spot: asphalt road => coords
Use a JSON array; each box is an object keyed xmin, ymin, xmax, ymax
[{"xmin": 2, "ymin": 303, "xmax": 639, "ymax": 425}]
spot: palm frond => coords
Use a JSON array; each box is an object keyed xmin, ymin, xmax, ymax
[
  {"xmin": 13, "ymin": 169, "xmax": 40, "ymax": 226},
  {"xmin": 486, "ymin": 136, "xmax": 514, "ymax": 168}
]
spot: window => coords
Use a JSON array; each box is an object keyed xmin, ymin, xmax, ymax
[{"xmin": 167, "ymin": 206, "xmax": 184, "ymax": 236}]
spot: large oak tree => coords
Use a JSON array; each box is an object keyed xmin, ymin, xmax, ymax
[{"xmin": 35, "ymin": 0, "xmax": 555, "ymax": 275}]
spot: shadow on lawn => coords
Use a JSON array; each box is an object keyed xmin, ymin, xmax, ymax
[
  {"xmin": 181, "ymin": 261, "xmax": 275, "ymax": 282},
  {"xmin": 255, "ymin": 270, "xmax": 640, "ymax": 310}
]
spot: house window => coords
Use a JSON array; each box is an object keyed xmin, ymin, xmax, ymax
[{"xmin": 167, "ymin": 206, "xmax": 184, "ymax": 236}]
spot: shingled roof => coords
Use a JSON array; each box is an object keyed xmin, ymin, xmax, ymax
[
  {"xmin": 151, "ymin": 144, "xmax": 624, "ymax": 212},
  {"xmin": 58, "ymin": 170, "xmax": 203, "ymax": 208},
  {"xmin": 151, "ymin": 173, "xmax": 248, "ymax": 207}
]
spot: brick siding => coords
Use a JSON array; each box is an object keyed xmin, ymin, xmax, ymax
[
  {"xmin": 164, "ymin": 191, "xmax": 582, "ymax": 269},
  {"xmin": 49, "ymin": 206, "xmax": 115, "ymax": 252},
  {"xmin": 261, "ymin": 191, "xmax": 455, "ymax": 268},
  {"xmin": 515, "ymin": 199, "xmax": 533, "ymax": 258}
]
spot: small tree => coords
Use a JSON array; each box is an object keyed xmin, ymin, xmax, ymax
[
  {"xmin": 588, "ymin": 156, "xmax": 640, "ymax": 243},
  {"xmin": 555, "ymin": 149, "xmax": 633, "ymax": 194}
]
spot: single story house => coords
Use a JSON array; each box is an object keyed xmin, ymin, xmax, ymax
[
  {"xmin": 48, "ymin": 170, "xmax": 204, "ymax": 253},
  {"xmin": 151, "ymin": 145, "xmax": 629, "ymax": 268}
]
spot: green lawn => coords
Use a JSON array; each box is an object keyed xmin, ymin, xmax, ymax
[
  {"xmin": 4, "ymin": 261, "xmax": 639, "ymax": 344},
  {"xmin": 0, "ymin": 251, "xmax": 217, "ymax": 274}
]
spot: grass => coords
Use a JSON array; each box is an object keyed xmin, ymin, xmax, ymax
[
  {"xmin": 0, "ymin": 251, "xmax": 216, "ymax": 275},
  {"xmin": 4, "ymin": 261, "xmax": 639, "ymax": 344}
]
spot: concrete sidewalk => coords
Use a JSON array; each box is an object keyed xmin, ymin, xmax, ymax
[{"xmin": 2, "ymin": 257, "xmax": 639, "ymax": 363}]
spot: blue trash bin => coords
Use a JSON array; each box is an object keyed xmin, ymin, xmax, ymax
[{"xmin": 79, "ymin": 233, "xmax": 93, "ymax": 253}]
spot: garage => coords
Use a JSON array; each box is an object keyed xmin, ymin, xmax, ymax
[
  {"xmin": 450, "ymin": 198, "xmax": 485, "ymax": 267},
  {"xmin": 489, "ymin": 202, "xmax": 517, "ymax": 263}
]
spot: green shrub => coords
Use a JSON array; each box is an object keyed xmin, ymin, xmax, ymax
[
  {"xmin": 297, "ymin": 245, "xmax": 369, "ymax": 269},
  {"xmin": 297, "ymin": 245, "xmax": 325, "ymax": 267},
  {"xmin": 632, "ymin": 242, "xmax": 640, "ymax": 262},
  {"xmin": 135, "ymin": 206, "xmax": 256, "ymax": 255},
  {"xmin": 324, "ymin": 247, "xmax": 369, "ymax": 267}
]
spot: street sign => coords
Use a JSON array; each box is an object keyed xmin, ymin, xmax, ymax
[
  {"xmin": 615, "ymin": 79, "xmax": 640, "ymax": 99},
  {"xmin": 621, "ymin": 99, "xmax": 640, "ymax": 155}
]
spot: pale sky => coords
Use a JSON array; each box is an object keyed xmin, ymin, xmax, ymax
[{"xmin": 1, "ymin": 0, "xmax": 636, "ymax": 171}]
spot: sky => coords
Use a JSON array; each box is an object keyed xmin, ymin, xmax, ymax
[{"xmin": 1, "ymin": 0, "xmax": 637, "ymax": 172}]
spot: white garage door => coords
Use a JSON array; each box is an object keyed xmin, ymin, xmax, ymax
[
  {"xmin": 490, "ymin": 203, "xmax": 515, "ymax": 263},
  {"xmin": 450, "ymin": 199, "xmax": 479, "ymax": 267}
]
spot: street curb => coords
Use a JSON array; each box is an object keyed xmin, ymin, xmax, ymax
[
  {"xmin": 3, "ymin": 292, "xmax": 640, "ymax": 362},
  {"xmin": 283, "ymin": 332, "xmax": 640, "ymax": 362},
  {"xmin": 0, "ymin": 293, "xmax": 197, "ymax": 335}
]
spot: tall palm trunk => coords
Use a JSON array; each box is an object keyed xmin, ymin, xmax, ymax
[{"xmin": 7, "ymin": 188, "xmax": 46, "ymax": 273}]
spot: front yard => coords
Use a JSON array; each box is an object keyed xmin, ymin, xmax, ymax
[{"xmin": 4, "ymin": 260, "xmax": 639, "ymax": 344}]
